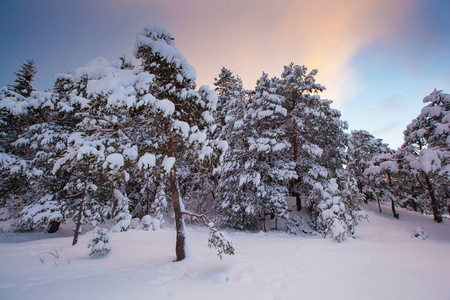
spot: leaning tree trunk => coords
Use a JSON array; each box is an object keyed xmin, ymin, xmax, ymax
[
  {"xmin": 387, "ymin": 171, "xmax": 399, "ymax": 219},
  {"xmin": 391, "ymin": 200, "xmax": 399, "ymax": 219},
  {"xmin": 377, "ymin": 197, "xmax": 382, "ymax": 213},
  {"xmin": 423, "ymin": 174, "xmax": 443, "ymax": 223}
]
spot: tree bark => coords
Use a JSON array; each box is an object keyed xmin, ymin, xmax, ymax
[
  {"xmin": 168, "ymin": 138, "xmax": 186, "ymax": 261},
  {"xmin": 72, "ymin": 162, "xmax": 90, "ymax": 246},
  {"xmin": 377, "ymin": 197, "xmax": 382, "ymax": 214},
  {"xmin": 424, "ymin": 174, "xmax": 443, "ymax": 223},
  {"xmin": 294, "ymin": 192, "xmax": 302, "ymax": 211},
  {"xmin": 387, "ymin": 171, "xmax": 399, "ymax": 219},
  {"xmin": 72, "ymin": 199, "xmax": 83, "ymax": 246}
]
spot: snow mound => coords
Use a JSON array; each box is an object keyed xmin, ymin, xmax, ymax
[{"xmin": 412, "ymin": 226, "xmax": 430, "ymax": 240}]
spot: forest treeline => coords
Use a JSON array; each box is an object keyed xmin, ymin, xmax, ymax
[{"xmin": 0, "ymin": 25, "xmax": 448, "ymax": 259}]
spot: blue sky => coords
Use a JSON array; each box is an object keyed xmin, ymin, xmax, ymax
[{"xmin": 1, "ymin": 0, "xmax": 449, "ymax": 149}]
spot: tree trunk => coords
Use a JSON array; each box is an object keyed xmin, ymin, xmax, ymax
[
  {"xmin": 168, "ymin": 138, "xmax": 186, "ymax": 261},
  {"xmin": 377, "ymin": 198, "xmax": 382, "ymax": 213},
  {"xmin": 424, "ymin": 174, "xmax": 443, "ymax": 223},
  {"xmin": 391, "ymin": 199, "xmax": 399, "ymax": 219},
  {"xmin": 387, "ymin": 171, "xmax": 399, "ymax": 219},
  {"xmin": 73, "ymin": 162, "xmax": 90, "ymax": 246},
  {"xmin": 146, "ymin": 189, "xmax": 151, "ymax": 216},
  {"xmin": 263, "ymin": 212, "xmax": 266, "ymax": 232},
  {"xmin": 72, "ymin": 199, "xmax": 84, "ymax": 246},
  {"xmin": 294, "ymin": 192, "xmax": 302, "ymax": 211},
  {"xmin": 375, "ymin": 194, "xmax": 382, "ymax": 213}
]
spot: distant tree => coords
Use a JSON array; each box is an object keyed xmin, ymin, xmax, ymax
[
  {"xmin": 347, "ymin": 130, "xmax": 388, "ymax": 207},
  {"xmin": 213, "ymin": 67, "xmax": 244, "ymax": 139},
  {"xmin": 9, "ymin": 60, "xmax": 36, "ymax": 97},
  {"xmin": 364, "ymin": 151, "xmax": 400, "ymax": 218}
]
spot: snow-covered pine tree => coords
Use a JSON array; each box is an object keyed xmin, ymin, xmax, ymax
[
  {"xmin": 111, "ymin": 189, "xmax": 132, "ymax": 232},
  {"xmin": 53, "ymin": 132, "xmax": 118, "ymax": 245},
  {"xmin": 394, "ymin": 148, "xmax": 428, "ymax": 213},
  {"xmin": 272, "ymin": 63, "xmax": 363, "ymax": 239},
  {"xmin": 216, "ymin": 75, "xmax": 259, "ymax": 230},
  {"xmin": 400, "ymin": 89, "xmax": 450, "ymax": 222},
  {"xmin": 275, "ymin": 63, "xmax": 326, "ymax": 211},
  {"xmin": 88, "ymin": 226, "xmax": 112, "ymax": 256},
  {"xmin": 0, "ymin": 90, "xmax": 30, "ymax": 209},
  {"xmin": 347, "ymin": 130, "xmax": 385, "ymax": 202},
  {"xmin": 364, "ymin": 150, "xmax": 400, "ymax": 218},
  {"xmin": 175, "ymin": 68, "xmax": 245, "ymax": 222},
  {"xmin": 8, "ymin": 60, "xmax": 36, "ymax": 97},
  {"xmin": 214, "ymin": 67, "xmax": 244, "ymax": 139},
  {"xmin": 135, "ymin": 25, "xmax": 228, "ymax": 260},
  {"xmin": 68, "ymin": 25, "xmax": 230, "ymax": 261},
  {"xmin": 1, "ymin": 70, "xmax": 82, "ymax": 229},
  {"xmin": 246, "ymin": 72, "xmax": 297, "ymax": 229}
]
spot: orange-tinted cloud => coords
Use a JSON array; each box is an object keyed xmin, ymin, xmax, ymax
[{"xmin": 112, "ymin": 0, "xmax": 418, "ymax": 107}]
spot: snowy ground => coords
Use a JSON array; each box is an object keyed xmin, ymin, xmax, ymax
[{"xmin": 1, "ymin": 203, "xmax": 449, "ymax": 300}]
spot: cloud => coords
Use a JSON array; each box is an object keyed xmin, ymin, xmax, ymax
[
  {"xmin": 139, "ymin": 0, "xmax": 416, "ymax": 108},
  {"xmin": 98, "ymin": 0, "xmax": 419, "ymax": 108}
]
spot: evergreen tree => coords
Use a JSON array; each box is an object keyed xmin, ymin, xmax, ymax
[
  {"xmin": 88, "ymin": 227, "xmax": 112, "ymax": 256},
  {"xmin": 347, "ymin": 130, "xmax": 386, "ymax": 202},
  {"xmin": 9, "ymin": 60, "xmax": 36, "ymax": 97},
  {"xmin": 213, "ymin": 67, "xmax": 243, "ymax": 139},
  {"xmin": 364, "ymin": 150, "xmax": 400, "ymax": 218},
  {"xmin": 53, "ymin": 132, "xmax": 119, "ymax": 245},
  {"xmin": 216, "ymin": 75, "xmax": 258, "ymax": 229},
  {"xmin": 246, "ymin": 72, "xmax": 297, "ymax": 229},
  {"xmin": 275, "ymin": 63, "xmax": 326, "ymax": 211},
  {"xmin": 64, "ymin": 25, "xmax": 232, "ymax": 260},
  {"xmin": 400, "ymin": 89, "xmax": 450, "ymax": 222},
  {"xmin": 1, "ymin": 72, "xmax": 82, "ymax": 229},
  {"xmin": 273, "ymin": 64, "xmax": 363, "ymax": 238}
]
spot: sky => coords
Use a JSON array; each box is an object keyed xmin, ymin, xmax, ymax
[{"xmin": 1, "ymin": 0, "xmax": 449, "ymax": 149}]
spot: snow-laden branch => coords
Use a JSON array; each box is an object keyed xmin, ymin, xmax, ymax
[{"xmin": 181, "ymin": 211, "xmax": 234, "ymax": 259}]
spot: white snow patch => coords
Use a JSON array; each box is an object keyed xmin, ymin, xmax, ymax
[{"xmin": 162, "ymin": 156, "xmax": 175, "ymax": 173}]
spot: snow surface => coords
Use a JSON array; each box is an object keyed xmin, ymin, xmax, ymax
[{"xmin": 1, "ymin": 203, "xmax": 449, "ymax": 300}]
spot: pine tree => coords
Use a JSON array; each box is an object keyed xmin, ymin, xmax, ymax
[
  {"xmin": 347, "ymin": 130, "xmax": 384, "ymax": 202},
  {"xmin": 272, "ymin": 63, "xmax": 363, "ymax": 238},
  {"xmin": 53, "ymin": 132, "xmax": 119, "ymax": 245},
  {"xmin": 213, "ymin": 67, "xmax": 243, "ymax": 139},
  {"xmin": 88, "ymin": 227, "xmax": 112, "ymax": 256},
  {"xmin": 401, "ymin": 89, "xmax": 450, "ymax": 222},
  {"xmin": 216, "ymin": 75, "xmax": 258, "ymax": 229},
  {"xmin": 310, "ymin": 178, "xmax": 365, "ymax": 241},
  {"xmin": 276, "ymin": 63, "xmax": 326, "ymax": 211},
  {"xmin": 246, "ymin": 72, "xmax": 297, "ymax": 229},
  {"xmin": 65, "ymin": 25, "xmax": 231, "ymax": 260},
  {"xmin": 9, "ymin": 60, "xmax": 36, "ymax": 97},
  {"xmin": 1, "ymin": 72, "xmax": 81, "ymax": 229},
  {"xmin": 111, "ymin": 189, "xmax": 132, "ymax": 232},
  {"xmin": 364, "ymin": 149, "xmax": 400, "ymax": 218}
]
